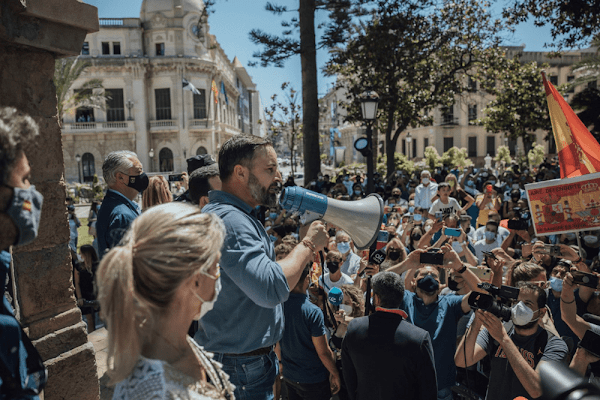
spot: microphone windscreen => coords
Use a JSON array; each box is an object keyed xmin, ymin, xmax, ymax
[{"xmin": 328, "ymin": 287, "xmax": 344, "ymax": 306}]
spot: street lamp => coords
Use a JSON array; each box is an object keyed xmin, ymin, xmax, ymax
[
  {"xmin": 359, "ymin": 90, "xmax": 380, "ymax": 195},
  {"xmin": 126, "ymin": 99, "xmax": 134, "ymax": 120},
  {"xmin": 75, "ymin": 154, "xmax": 82, "ymax": 183},
  {"xmin": 406, "ymin": 132, "xmax": 412, "ymax": 159},
  {"xmin": 149, "ymin": 148, "xmax": 154, "ymax": 172}
]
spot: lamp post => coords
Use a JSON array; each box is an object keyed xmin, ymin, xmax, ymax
[
  {"xmin": 149, "ymin": 148, "xmax": 154, "ymax": 172},
  {"xmin": 126, "ymin": 99, "xmax": 134, "ymax": 120},
  {"xmin": 406, "ymin": 132, "xmax": 412, "ymax": 160},
  {"xmin": 75, "ymin": 154, "xmax": 82, "ymax": 183},
  {"xmin": 359, "ymin": 90, "xmax": 380, "ymax": 195}
]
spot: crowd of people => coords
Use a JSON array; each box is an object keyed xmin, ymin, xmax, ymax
[{"xmin": 3, "ymin": 104, "xmax": 600, "ymax": 400}]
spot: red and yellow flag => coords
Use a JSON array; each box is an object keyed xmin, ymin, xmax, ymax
[{"xmin": 542, "ymin": 72, "xmax": 600, "ymax": 178}]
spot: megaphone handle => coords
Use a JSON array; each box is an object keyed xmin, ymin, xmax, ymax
[{"xmin": 365, "ymin": 277, "xmax": 372, "ymax": 316}]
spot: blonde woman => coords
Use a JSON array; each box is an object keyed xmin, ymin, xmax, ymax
[
  {"xmin": 141, "ymin": 175, "xmax": 172, "ymax": 210},
  {"xmin": 97, "ymin": 202, "xmax": 235, "ymax": 399}
]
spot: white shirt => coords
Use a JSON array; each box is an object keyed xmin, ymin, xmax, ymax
[
  {"xmin": 473, "ymin": 239, "xmax": 500, "ymax": 264},
  {"xmin": 474, "ymin": 225, "xmax": 510, "ymax": 244},
  {"xmin": 429, "ymin": 197, "xmax": 461, "ymax": 217},
  {"xmin": 319, "ymin": 272, "xmax": 354, "ymax": 293},
  {"xmin": 414, "ymin": 182, "xmax": 439, "ymax": 209},
  {"xmin": 340, "ymin": 251, "xmax": 362, "ymax": 276}
]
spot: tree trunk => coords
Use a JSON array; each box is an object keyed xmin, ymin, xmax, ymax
[
  {"xmin": 386, "ymin": 132, "xmax": 398, "ymax": 182},
  {"xmin": 299, "ymin": 0, "xmax": 319, "ymax": 183}
]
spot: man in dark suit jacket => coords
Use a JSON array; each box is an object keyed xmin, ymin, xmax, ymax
[
  {"xmin": 97, "ymin": 151, "xmax": 147, "ymax": 259},
  {"xmin": 342, "ymin": 271, "xmax": 437, "ymax": 400}
]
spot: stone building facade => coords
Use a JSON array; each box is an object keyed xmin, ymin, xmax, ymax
[
  {"xmin": 62, "ymin": 0, "xmax": 264, "ymax": 182},
  {"xmin": 320, "ymin": 46, "xmax": 599, "ymax": 167}
]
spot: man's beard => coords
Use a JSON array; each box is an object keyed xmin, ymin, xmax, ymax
[{"xmin": 249, "ymin": 172, "xmax": 279, "ymax": 207}]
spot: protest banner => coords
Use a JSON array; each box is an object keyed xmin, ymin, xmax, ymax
[{"xmin": 526, "ymin": 172, "xmax": 600, "ymax": 236}]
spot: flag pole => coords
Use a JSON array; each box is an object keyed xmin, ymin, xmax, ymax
[{"xmin": 182, "ymin": 67, "xmax": 185, "ymax": 130}]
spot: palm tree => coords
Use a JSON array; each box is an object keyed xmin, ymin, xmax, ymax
[{"xmin": 54, "ymin": 57, "xmax": 106, "ymax": 124}]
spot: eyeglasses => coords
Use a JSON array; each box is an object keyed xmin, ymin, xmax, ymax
[{"xmin": 530, "ymin": 280, "xmax": 549, "ymax": 289}]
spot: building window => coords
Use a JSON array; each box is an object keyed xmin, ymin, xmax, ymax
[
  {"xmin": 159, "ymin": 147, "xmax": 174, "ymax": 172},
  {"xmin": 81, "ymin": 42, "xmax": 89, "ymax": 55},
  {"xmin": 468, "ymin": 137, "xmax": 477, "ymax": 157},
  {"xmin": 567, "ymin": 75, "xmax": 575, "ymax": 93},
  {"xmin": 441, "ymin": 106, "xmax": 455, "ymax": 125},
  {"xmin": 468, "ymin": 77, "xmax": 477, "ymax": 92},
  {"xmin": 412, "ymin": 139, "xmax": 417, "ymax": 159},
  {"xmin": 101, "ymin": 42, "xmax": 110, "ymax": 55},
  {"xmin": 468, "ymin": 104, "xmax": 477, "ymax": 124},
  {"xmin": 113, "ymin": 42, "xmax": 121, "ymax": 55},
  {"xmin": 550, "ymin": 76, "xmax": 558, "ymax": 86},
  {"xmin": 155, "ymin": 89, "xmax": 171, "ymax": 120},
  {"xmin": 82, "ymin": 153, "xmax": 95, "ymax": 182},
  {"xmin": 193, "ymin": 90, "xmax": 207, "ymax": 119},
  {"xmin": 196, "ymin": 146, "xmax": 208, "ymax": 155},
  {"xmin": 486, "ymin": 136, "xmax": 496, "ymax": 157},
  {"xmin": 75, "ymin": 89, "xmax": 94, "ymax": 122},
  {"xmin": 443, "ymin": 137, "xmax": 454, "ymax": 152},
  {"xmin": 423, "ymin": 138, "xmax": 429, "ymax": 155},
  {"xmin": 156, "ymin": 43, "xmax": 165, "ymax": 56},
  {"xmin": 402, "ymin": 139, "xmax": 406, "ymax": 155},
  {"xmin": 508, "ymin": 138, "xmax": 517, "ymax": 156},
  {"xmin": 106, "ymin": 89, "xmax": 125, "ymax": 121}
]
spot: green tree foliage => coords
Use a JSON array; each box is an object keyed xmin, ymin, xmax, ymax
[
  {"xmin": 326, "ymin": 0, "xmax": 506, "ymax": 178},
  {"xmin": 495, "ymin": 145, "xmax": 512, "ymax": 165},
  {"xmin": 377, "ymin": 153, "xmax": 415, "ymax": 177},
  {"xmin": 527, "ymin": 142, "xmax": 546, "ymax": 167},
  {"xmin": 441, "ymin": 147, "xmax": 474, "ymax": 169},
  {"xmin": 502, "ymin": 0, "xmax": 600, "ymax": 49},
  {"xmin": 54, "ymin": 57, "xmax": 105, "ymax": 123},
  {"xmin": 264, "ymin": 82, "xmax": 303, "ymax": 176},
  {"xmin": 424, "ymin": 146, "xmax": 443, "ymax": 171},
  {"xmin": 479, "ymin": 56, "xmax": 552, "ymax": 154},
  {"xmin": 249, "ymin": 1, "xmax": 367, "ymax": 183},
  {"xmin": 570, "ymin": 87, "xmax": 600, "ymax": 139}
]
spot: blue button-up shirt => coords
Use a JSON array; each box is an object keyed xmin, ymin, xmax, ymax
[
  {"xmin": 195, "ymin": 190, "xmax": 290, "ymax": 354},
  {"xmin": 96, "ymin": 189, "xmax": 141, "ymax": 259}
]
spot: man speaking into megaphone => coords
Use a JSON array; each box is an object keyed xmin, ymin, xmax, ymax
[{"xmin": 194, "ymin": 135, "xmax": 329, "ymax": 400}]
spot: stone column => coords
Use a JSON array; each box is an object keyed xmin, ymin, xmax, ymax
[{"xmin": 0, "ymin": 1, "xmax": 100, "ymax": 399}]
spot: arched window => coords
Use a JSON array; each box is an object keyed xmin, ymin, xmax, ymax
[
  {"xmin": 82, "ymin": 153, "xmax": 95, "ymax": 182},
  {"xmin": 159, "ymin": 147, "xmax": 173, "ymax": 172},
  {"xmin": 196, "ymin": 146, "xmax": 207, "ymax": 155}
]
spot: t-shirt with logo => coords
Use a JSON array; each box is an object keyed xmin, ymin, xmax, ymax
[
  {"xmin": 476, "ymin": 326, "xmax": 568, "ymax": 400},
  {"xmin": 429, "ymin": 197, "xmax": 461, "ymax": 217},
  {"xmin": 319, "ymin": 272, "xmax": 353, "ymax": 294}
]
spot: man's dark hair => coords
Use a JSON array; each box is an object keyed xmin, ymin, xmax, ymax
[
  {"xmin": 218, "ymin": 134, "xmax": 271, "ymax": 182},
  {"xmin": 517, "ymin": 282, "xmax": 547, "ymax": 310},
  {"xmin": 189, "ymin": 165, "xmax": 220, "ymax": 204},
  {"xmin": 486, "ymin": 220, "xmax": 499, "ymax": 229},
  {"xmin": 0, "ymin": 107, "xmax": 39, "ymax": 185},
  {"xmin": 372, "ymin": 271, "xmax": 405, "ymax": 308},
  {"xmin": 438, "ymin": 182, "xmax": 450, "ymax": 190}
]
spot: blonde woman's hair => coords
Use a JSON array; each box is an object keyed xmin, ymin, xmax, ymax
[
  {"xmin": 96, "ymin": 202, "xmax": 224, "ymax": 384},
  {"xmin": 142, "ymin": 175, "xmax": 173, "ymax": 210}
]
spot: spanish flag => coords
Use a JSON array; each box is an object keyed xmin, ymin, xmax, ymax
[
  {"xmin": 211, "ymin": 80, "xmax": 219, "ymax": 104},
  {"xmin": 542, "ymin": 72, "xmax": 600, "ymax": 178}
]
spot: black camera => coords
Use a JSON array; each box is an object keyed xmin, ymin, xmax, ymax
[
  {"xmin": 168, "ymin": 174, "xmax": 183, "ymax": 182},
  {"xmin": 467, "ymin": 282, "xmax": 520, "ymax": 322},
  {"xmin": 420, "ymin": 248, "xmax": 444, "ymax": 265},
  {"xmin": 508, "ymin": 207, "xmax": 529, "ymax": 231}
]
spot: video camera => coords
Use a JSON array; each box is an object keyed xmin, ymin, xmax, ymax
[
  {"xmin": 507, "ymin": 207, "xmax": 530, "ymax": 231},
  {"xmin": 467, "ymin": 282, "xmax": 520, "ymax": 322}
]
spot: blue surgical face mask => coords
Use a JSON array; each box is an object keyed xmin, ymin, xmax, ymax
[
  {"xmin": 409, "ymin": 206, "xmax": 415, "ymax": 213},
  {"xmin": 269, "ymin": 212, "xmax": 278, "ymax": 220},
  {"xmin": 6, "ymin": 185, "xmax": 44, "ymax": 246},
  {"xmin": 414, "ymin": 214, "xmax": 422, "ymax": 222},
  {"xmin": 467, "ymin": 180, "xmax": 474, "ymax": 187},
  {"xmin": 484, "ymin": 231, "xmax": 496, "ymax": 241},
  {"xmin": 566, "ymin": 233, "xmax": 576, "ymax": 240},
  {"xmin": 337, "ymin": 241, "xmax": 351, "ymax": 254},
  {"xmin": 269, "ymin": 235, "xmax": 277, "ymax": 243},
  {"xmin": 354, "ymin": 190, "xmax": 362, "ymax": 195},
  {"xmin": 549, "ymin": 277, "xmax": 563, "ymax": 292}
]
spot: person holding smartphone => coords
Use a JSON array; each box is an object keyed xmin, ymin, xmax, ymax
[{"xmin": 475, "ymin": 180, "xmax": 502, "ymax": 228}]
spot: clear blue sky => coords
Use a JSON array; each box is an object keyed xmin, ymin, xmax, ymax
[{"xmin": 86, "ymin": 0, "xmax": 560, "ymax": 109}]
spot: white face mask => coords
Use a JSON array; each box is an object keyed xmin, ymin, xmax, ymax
[
  {"xmin": 192, "ymin": 276, "xmax": 221, "ymax": 321},
  {"xmin": 584, "ymin": 235, "xmax": 599, "ymax": 245},
  {"xmin": 424, "ymin": 225, "xmax": 432, "ymax": 233},
  {"xmin": 340, "ymin": 304, "xmax": 353, "ymax": 314},
  {"xmin": 422, "ymin": 178, "xmax": 430, "ymax": 185},
  {"xmin": 511, "ymin": 301, "xmax": 539, "ymax": 327}
]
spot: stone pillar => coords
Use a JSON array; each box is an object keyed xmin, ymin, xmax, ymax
[{"xmin": 0, "ymin": 1, "xmax": 100, "ymax": 399}]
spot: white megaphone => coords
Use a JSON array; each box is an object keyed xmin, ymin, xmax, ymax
[{"xmin": 279, "ymin": 186, "xmax": 384, "ymax": 250}]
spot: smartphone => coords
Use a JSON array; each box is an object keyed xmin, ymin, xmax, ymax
[
  {"xmin": 469, "ymin": 266, "xmax": 492, "ymax": 283},
  {"xmin": 482, "ymin": 250, "xmax": 497, "ymax": 260},
  {"xmin": 376, "ymin": 230, "xmax": 389, "ymax": 250},
  {"xmin": 435, "ymin": 211, "xmax": 443, "ymax": 222},
  {"xmin": 444, "ymin": 228, "xmax": 461, "ymax": 237},
  {"xmin": 537, "ymin": 244, "xmax": 562, "ymax": 257},
  {"xmin": 579, "ymin": 329, "xmax": 600, "ymax": 358},
  {"xmin": 508, "ymin": 219, "xmax": 529, "ymax": 231},
  {"xmin": 420, "ymin": 249, "xmax": 444, "ymax": 265},
  {"xmin": 572, "ymin": 271, "xmax": 600, "ymax": 289},
  {"xmin": 168, "ymin": 174, "xmax": 183, "ymax": 182}
]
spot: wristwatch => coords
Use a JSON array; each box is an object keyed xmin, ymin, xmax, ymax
[{"xmin": 456, "ymin": 265, "xmax": 468, "ymax": 274}]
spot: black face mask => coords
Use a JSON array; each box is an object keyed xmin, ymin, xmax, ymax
[
  {"xmin": 447, "ymin": 278, "xmax": 459, "ymax": 292},
  {"xmin": 416, "ymin": 275, "xmax": 440, "ymax": 293},
  {"xmin": 126, "ymin": 172, "xmax": 149, "ymax": 192},
  {"xmin": 328, "ymin": 261, "xmax": 340, "ymax": 274},
  {"xmin": 388, "ymin": 250, "xmax": 401, "ymax": 261}
]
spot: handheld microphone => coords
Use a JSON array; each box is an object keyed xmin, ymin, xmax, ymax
[
  {"xmin": 369, "ymin": 249, "xmax": 387, "ymax": 266},
  {"xmin": 328, "ymin": 287, "xmax": 344, "ymax": 306}
]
